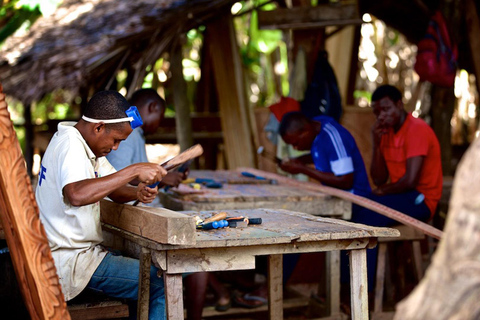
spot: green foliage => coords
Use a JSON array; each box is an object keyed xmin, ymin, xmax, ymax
[{"xmin": 0, "ymin": 0, "xmax": 62, "ymax": 44}]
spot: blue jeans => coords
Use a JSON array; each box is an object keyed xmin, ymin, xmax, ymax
[{"xmin": 87, "ymin": 253, "xmax": 166, "ymax": 320}]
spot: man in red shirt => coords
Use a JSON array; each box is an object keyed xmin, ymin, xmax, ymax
[
  {"xmin": 352, "ymin": 85, "xmax": 442, "ymax": 226},
  {"xmin": 342, "ymin": 85, "xmax": 443, "ymax": 294}
]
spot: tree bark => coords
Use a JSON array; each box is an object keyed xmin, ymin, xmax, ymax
[{"xmin": 395, "ymin": 136, "xmax": 480, "ymax": 319}]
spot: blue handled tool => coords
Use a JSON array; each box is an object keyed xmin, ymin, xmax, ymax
[{"xmin": 241, "ymin": 171, "xmax": 267, "ymax": 180}]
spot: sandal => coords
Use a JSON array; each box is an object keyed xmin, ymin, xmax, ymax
[{"xmin": 232, "ymin": 292, "xmax": 268, "ymax": 309}]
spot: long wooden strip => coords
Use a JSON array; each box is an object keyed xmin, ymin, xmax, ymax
[{"xmin": 237, "ymin": 168, "xmax": 443, "ymax": 240}]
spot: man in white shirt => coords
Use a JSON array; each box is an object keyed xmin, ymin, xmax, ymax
[{"xmin": 36, "ymin": 90, "xmax": 168, "ymax": 320}]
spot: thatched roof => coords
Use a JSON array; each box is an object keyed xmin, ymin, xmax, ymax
[{"xmin": 0, "ymin": 0, "xmax": 237, "ymax": 104}]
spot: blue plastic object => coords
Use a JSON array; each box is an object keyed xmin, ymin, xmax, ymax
[
  {"xmin": 125, "ymin": 106, "xmax": 143, "ymax": 129},
  {"xmin": 148, "ymin": 181, "xmax": 160, "ymax": 188}
]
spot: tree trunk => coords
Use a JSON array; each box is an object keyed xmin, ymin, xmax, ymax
[{"xmin": 395, "ymin": 136, "xmax": 480, "ymax": 319}]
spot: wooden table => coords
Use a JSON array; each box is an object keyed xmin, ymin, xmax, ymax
[
  {"xmin": 159, "ymin": 170, "xmax": 351, "ymax": 219},
  {"xmin": 103, "ymin": 208, "xmax": 399, "ymax": 320}
]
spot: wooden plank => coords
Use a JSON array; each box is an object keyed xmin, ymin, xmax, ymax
[
  {"xmin": 268, "ymin": 254, "xmax": 283, "ymax": 320},
  {"xmin": 68, "ymin": 302, "xmax": 129, "ymax": 320},
  {"xmin": 349, "ymin": 249, "xmax": 368, "ymax": 320},
  {"xmin": 189, "ymin": 169, "xmax": 274, "ymax": 184},
  {"xmin": 100, "ymin": 200, "xmax": 196, "ymax": 245},
  {"xmin": 258, "ymin": 3, "xmax": 362, "ymax": 30},
  {"xmin": 238, "ymin": 168, "xmax": 443, "ymax": 240},
  {"xmin": 160, "ymin": 183, "xmax": 351, "ymax": 218},
  {"xmin": 164, "ymin": 274, "xmax": 184, "ymax": 320},
  {"xmin": 137, "ymin": 247, "xmax": 151, "ymax": 320},
  {"xmin": 326, "ymin": 251, "xmax": 341, "ymax": 315},
  {"xmin": 206, "ymin": 14, "xmax": 255, "ymax": 169}
]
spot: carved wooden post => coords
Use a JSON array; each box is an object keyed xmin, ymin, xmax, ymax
[
  {"xmin": 0, "ymin": 83, "xmax": 70, "ymax": 319},
  {"xmin": 395, "ymin": 136, "xmax": 480, "ymax": 319}
]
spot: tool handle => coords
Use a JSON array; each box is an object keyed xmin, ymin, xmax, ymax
[
  {"xmin": 200, "ymin": 221, "xmax": 220, "ymax": 230},
  {"xmin": 203, "ymin": 212, "xmax": 227, "ymax": 224},
  {"xmin": 248, "ymin": 218, "xmax": 262, "ymax": 225}
]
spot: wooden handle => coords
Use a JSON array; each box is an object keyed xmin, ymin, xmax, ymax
[
  {"xmin": 203, "ymin": 212, "xmax": 227, "ymax": 224},
  {"xmin": 161, "ymin": 144, "xmax": 204, "ymax": 171}
]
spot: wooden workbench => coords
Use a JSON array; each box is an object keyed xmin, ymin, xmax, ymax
[
  {"xmin": 159, "ymin": 170, "xmax": 351, "ymax": 219},
  {"xmin": 188, "ymin": 169, "xmax": 276, "ymax": 184},
  {"xmin": 103, "ymin": 207, "xmax": 399, "ymax": 320}
]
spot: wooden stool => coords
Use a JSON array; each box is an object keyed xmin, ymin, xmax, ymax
[{"xmin": 372, "ymin": 225, "xmax": 425, "ymax": 319}]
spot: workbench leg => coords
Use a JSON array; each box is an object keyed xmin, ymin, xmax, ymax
[
  {"xmin": 326, "ymin": 251, "xmax": 341, "ymax": 316},
  {"xmin": 268, "ymin": 254, "xmax": 283, "ymax": 320},
  {"xmin": 164, "ymin": 274, "xmax": 184, "ymax": 320},
  {"xmin": 349, "ymin": 249, "xmax": 368, "ymax": 320},
  {"xmin": 138, "ymin": 247, "xmax": 151, "ymax": 320}
]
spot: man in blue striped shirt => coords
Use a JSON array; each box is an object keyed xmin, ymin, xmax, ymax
[{"xmin": 279, "ymin": 111, "xmax": 371, "ymax": 197}]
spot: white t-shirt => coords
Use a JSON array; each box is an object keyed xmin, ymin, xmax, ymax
[{"xmin": 35, "ymin": 122, "xmax": 116, "ymax": 300}]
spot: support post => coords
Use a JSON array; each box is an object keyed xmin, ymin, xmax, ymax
[{"xmin": 171, "ymin": 37, "xmax": 194, "ymax": 152}]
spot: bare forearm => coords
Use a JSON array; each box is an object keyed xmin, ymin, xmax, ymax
[
  {"xmin": 64, "ymin": 166, "xmax": 140, "ymax": 206},
  {"xmin": 371, "ymin": 146, "xmax": 388, "ymax": 186},
  {"xmin": 300, "ymin": 166, "xmax": 354, "ymax": 190}
]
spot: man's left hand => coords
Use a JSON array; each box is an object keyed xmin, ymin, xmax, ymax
[
  {"xmin": 137, "ymin": 183, "xmax": 159, "ymax": 203},
  {"xmin": 161, "ymin": 171, "xmax": 188, "ymax": 187}
]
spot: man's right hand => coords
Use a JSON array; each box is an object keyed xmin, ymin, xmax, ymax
[
  {"xmin": 372, "ymin": 120, "xmax": 388, "ymax": 147},
  {"xmin": 135, "ymin": 163, "xmax": 167, "ymax": 185}
]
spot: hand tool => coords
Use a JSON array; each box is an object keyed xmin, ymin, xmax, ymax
[
  {"xmin": 203, "ymin": 211, "xmax": 228, "ymax": 224},
  {"xmin": 237, "ymin": 167, "xmax": 443, "ymax": 240},
  {"xmin": 241, "ymin": 171, "xmax": 267, "ymax": 180},
  {"xmin": 227, "ymin": 216, "xmax": 262, "ymax": 226},
  {"xmin": 133, "ymin": 144, "xmax": 204, "ymax": 206}
]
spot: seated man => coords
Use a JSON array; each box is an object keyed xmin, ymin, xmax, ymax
[
  {"xmin": 107, "ymin": 88, "xmax": 186, "ymax": 189},
  {"xmin": 106, "ymin": 88, "xmax": 207, "ymax": 320},
  {"xmin": 278, "ymin": 111, "xmax": 371, "ymax": 197},
  {"xmin": 349, "ymin": 84, "xmax": 442, "ymax": 295},
  {"xmin": 36, "ymin": 91, "xmax": 168, "ymax": 320},
  {"xmin": 353, "ymin": 84, "xmax": 443, "ymax": 226}
]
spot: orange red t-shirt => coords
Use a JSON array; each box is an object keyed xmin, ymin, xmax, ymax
[{"xmin": 380, "ymin": 113, "xmax": 443, "ymax": 217}]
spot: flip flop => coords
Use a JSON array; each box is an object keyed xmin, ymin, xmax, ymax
[
  {"xmin": 232, "ymin": 292, "xmax": 268, "ymax": 309},
  {"xmin": 215, "ymin": 300, "xmax": 231, "ymax": 312}
]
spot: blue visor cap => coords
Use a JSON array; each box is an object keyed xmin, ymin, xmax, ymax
[{"xmin": 126, "ymin": 106, "xmax": 143, "ymax": 129}]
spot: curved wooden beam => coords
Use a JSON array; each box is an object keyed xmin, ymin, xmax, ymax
[{"xmin": 0, "ymin": 83, "xmax": 70, "ymax": 319}]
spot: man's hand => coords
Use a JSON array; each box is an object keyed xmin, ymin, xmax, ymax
[
  {"xmin": 372, "ymin": 120, "xmax": 388, "ymax": 147},
  {"xmin": 136, "ymin": 163, "xmax": 168, "ymax": 185},
  {"xmin": 136, "ymin": 183, "xmax": 159, "ymax": 204},
  {"xmin": 161, "ymin": 171, "xmax": 187, "ymax": 187},
  {"xmin": 279, "ymin": 158, "xmax": 306, "ymax": 175},
  {"xmin": 372, "ymin": 187, "xmax": 386, "ymax": 196}
]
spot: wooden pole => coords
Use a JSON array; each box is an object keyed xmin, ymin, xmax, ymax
[
  {"xmin": 466, "ymin": 0, "xmax": 480, "ymax": 94},
  {"xmin": 171, "ymin": 37, "xmax": 194, "ymax": 152},
  {"xmin": 207, "ymin": 13, "xmax": 255, "ymax": 169}
]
